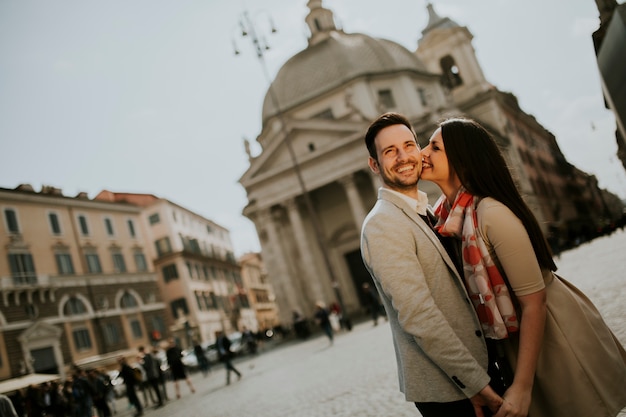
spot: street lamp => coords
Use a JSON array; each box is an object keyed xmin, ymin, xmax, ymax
[{"xmin": 234, "ymin": 10, "xmax": 352, "ymax": 330}]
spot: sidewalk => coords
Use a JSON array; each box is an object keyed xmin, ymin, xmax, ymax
[{"xmin": 111, "ymin": 229, "xmax": 626, "ymax": 417}]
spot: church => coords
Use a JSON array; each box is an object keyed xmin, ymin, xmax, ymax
[{"xmin": 239, "ymin": 0, "xmax": 617, "ymax": 325}]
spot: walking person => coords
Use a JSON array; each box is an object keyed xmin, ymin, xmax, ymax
[
  {"xmin": 361, "ymin": 282, "xmax": 383, "ymax": 326},
  {"xmin": 138, "ymin": 346, "xmax": 164, "ymax": 408},
  {"xmin": 153, "ymin": 347, "xmax": 169, "ymax": 401},
  {"xmin": 165, "ymin": 338, "xmax": 195, "ymax": 399},
  {"xmin": 360, "ymin": 112, "xmax": 504, "ymax": 416},
  {"xmin": 117, "ymin": 356, "xmax": 143, "ymax": 417},
  {"xmin": 420, "ymin": 117, "xmax": 626, "ymax": 417},
  {"xmin": 216, "ymin": 331, "xmax": 242, "ymax": 385},
  {"xmin": 71, "ymin": 368, "xmax": 94, "ymax": 417},
  {"xmin": 88, "ymin": 369, "xmax": 111, "ymax": 417},
  {"xmin": 313, "ymin": 301, "xmax": 334, "ymax": 345},
  {"xmin": 193, "ymin": 340, "xmax": 211, "ymax": 377}
]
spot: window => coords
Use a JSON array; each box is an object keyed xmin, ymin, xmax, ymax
[
  {"xmin": 8, "ymin": 253, "xmax": 37, "ymax": 285},
  {"xmin": 104, "ymin": 218, "xmax": 114, "ymax": 236},
  {"xmin": 127, "ymin": 219, "xmax": 136, "ymax": 238},
  {"xmin": 130, "ymin": 319, "xmax": 143, "ymax": 339},
  {"xmin": 377, "ymin": 89, "xmax": 396, "ymax": 109},
  {"xmin": 72, "ymin": 328, "xmax": 92, "ymax": 350},
  {"xmin": 4, "ymin": 208, "xmax": 19, "ymax": 233},
  {"xmin": 151, "ymin": 316, "xmax": 166, "ymax": 337},
  {"xmin": 312, "ymin": 108, "xmax": 334, "ymax": 119},
  {"xmin": 64, "ymin": 297, "xmax": 87, "ymax": 315},
  {"xmin": 103, "ymin": 323, "xmax": 122, "ymax": 346},
  {"xmin": 440, "ymin": 55, "xmax": 463, "ymax": 89},
  {"xmin": 78, "ymin": 215, "xmax": 89, "ymax": 236},
  {"xmin": 55, "ymin": 253, "xmax": 75, "ymax": 275},
  {"xmin": 170, "ymin": 298, "xmax": 189, "ymax": 319},
  {"xmin": 186, "ymin": 261, "xmax": 193, "ymax": 278},
  {"xmin": 148, "ymin": 213, "xmax": 160, "ymax": 225},
  {"xmin": 48, "ymin": 212, "xmax": 62, "ymax": 235},
  {"xmin": 134, "ymin": 252, "xmax": 148, "ymax": 272},
  {"xmin": 112, "ymin": 253, "xmax": 127, "ymax": 273},
  {"xmin": 155, "ymin": 237, "xmax": 172, "ymax": 257},
  {"xmin": 417, "ymin": 87, "xmax": 428, "ymax": 107},
  {"xmin": 85, "ymin": 253, "xmax": 102, "ymax": 273},
  {"xmin": 162, "ymin": 264, "xmax": 179, "ymax": 283},
  {"xmin": 120, "ymin": 291, "xmax": 139, "ymax": 308}
]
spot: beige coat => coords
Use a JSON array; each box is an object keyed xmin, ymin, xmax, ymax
[
  {"xmin": 477, "ymin": 198, "xmax": 626, "ymax": 417},
  {"xmin": 360, "ymin": 188, "xmax": 490, "ymax": 402}
]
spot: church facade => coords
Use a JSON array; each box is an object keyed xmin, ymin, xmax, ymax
[{"xmin": 239, "ymin": 0, "xmax": 617, "ymax": 325}]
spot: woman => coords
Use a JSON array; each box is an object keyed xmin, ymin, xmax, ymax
[{"xmin": 420, "ymin": 117, "xmax": 626, "ymax": 417}]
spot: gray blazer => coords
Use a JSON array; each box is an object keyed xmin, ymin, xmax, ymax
[{"xmin": 360, "ymin": 188, "xmax": 490, "ymax": 402}]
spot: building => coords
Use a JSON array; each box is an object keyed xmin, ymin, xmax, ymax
[
  {"xmin": 239, "ymin": 252, "xmax": 280, "ymax": 333},
  {"xmin": 95, "ymin": 191, "xmax": 256, "ymax": 347},
  {"xmin": 592, "ymin": 0, "xmax": 626, "ymax": 171},
  {"xmin": 0, "ymin": 185, "xmax": 166, "ymax": 381},
  {"xmin": 239, "ymin": 1, "xmax": 623, "ymax": 325}
]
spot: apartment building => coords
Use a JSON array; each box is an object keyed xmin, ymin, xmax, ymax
[
  {"xmin": 0, "ymin": 185, "xmax": 166, "ymax": 381},
  {"xmin": 239, "ymin": 252, "xmax": 280, "ymax": 333},
  {"xmin": 95, "ymin": 191, "xmax": 256, "ymax": 348}
]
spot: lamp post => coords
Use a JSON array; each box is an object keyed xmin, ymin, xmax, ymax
[{"xmin": 235, "ymin": 10, "xmax": 351, "ymax": 330}]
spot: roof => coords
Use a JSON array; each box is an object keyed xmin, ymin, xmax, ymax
[{"xmin": 261, "ymin": 31, "xmax": 429, "ymax": 122}]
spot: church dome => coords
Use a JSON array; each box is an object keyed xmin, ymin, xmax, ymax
[{"xmin": 262, "ymin": 30, "xmax": 429, "ymax": 122}]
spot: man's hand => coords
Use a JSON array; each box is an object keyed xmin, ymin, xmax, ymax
[{"xmin": 470, "ymin": 385, "xmax": 504, "ymax": 416}]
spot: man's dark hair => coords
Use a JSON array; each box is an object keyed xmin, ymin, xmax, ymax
[{"xmin": 364, "ymin": 112, "xmax": 417, "ymax": 160}]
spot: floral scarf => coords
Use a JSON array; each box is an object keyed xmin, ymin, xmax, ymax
[{"xmin": 433, "ymin": 188, "xmax": 519, "ymax": 339}]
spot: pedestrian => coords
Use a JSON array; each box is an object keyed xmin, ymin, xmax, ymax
[
  {"xmin": 420, "ymin": 117, "xmax": 626, "ymax": 417},
  {"xmin": 0, "ymin": 393, "xmax": 18, "ymax": 417},
  {"xmin": 216, "ymin": 330, "xmax": 242, "ymax": 385},
  {"xmin": 138, "ymin": 346, "xmax": 164, "ymax": 407},
  {"xmin": 361, "ymin": 282, "xmax": 383, "ymax": 326},
  {"xmin": 360, "ymin": 112, "xmax": 503, "ymax": 416},
  {"xmin": 71, "ymin": 368, "xmax": 94, "ymax": 417},
  {"xmin": 117, "ymin": 356, "xmax": 143, "ymax": 417},
  {"xmin": 313, "ymin": 301, "xmax": 334, "ymax": 345},
  {"xmin": 165, "ymin": 338, "xmax": 195, "ymax": 399},
  {"xmin": 153, "ymin": 347, "xmax": 169, "ymax": 401},
  {"xmin": 241, "ymin": 327, "xmax": 258, "ymax": 355},
  {"xmin": 193, "ymin": 340, "xmax": 211, "ymax": 377},
  {"xmin": 87, "ymin": 369, "xmax": 111, "ymax": 417}
]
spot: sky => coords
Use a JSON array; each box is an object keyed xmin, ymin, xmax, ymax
[{"xmin": 1, "ymin": 0, "xmax": 625, "ymax": 256}]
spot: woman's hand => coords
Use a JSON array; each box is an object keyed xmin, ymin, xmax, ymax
[{"xmin": 493, "ymin": 384, "xmax": 532, "ymax": 417}]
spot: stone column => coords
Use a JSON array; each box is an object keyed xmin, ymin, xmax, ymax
[
  {"xmin": 284, "ymin": 198, "xmax": 325, "ymax": 304},
  {"xmin": 254, "ymin": 208, "xmax": 300, "ymax": 321},
  {"xmin": 338, "ymin": 173, "xmax": 368, "ymax": 232}
]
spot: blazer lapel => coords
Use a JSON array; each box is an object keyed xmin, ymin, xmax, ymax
[{"xmin": 379, "ymin": 189, "xmax": 463, "ymax": 283}]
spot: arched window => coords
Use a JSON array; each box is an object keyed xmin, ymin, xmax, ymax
[
  {"xmin": 120, "ymin": 291, "xmax": 139, "ymax": 309},
  {"xmin": 440, "ymin": 55, "xmax": 463, "ymax": 89},
  {"xmin": 64, "ymin": 297, "xmax": 87, "ymax": 316}
]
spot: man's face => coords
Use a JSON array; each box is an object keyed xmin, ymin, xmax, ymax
[{"xmin": 368, "ymin": 124, "xmax": 422, "ymax": 194}]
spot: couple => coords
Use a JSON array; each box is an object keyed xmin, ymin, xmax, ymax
[{"xmin": 360, "ymin": 113, "xmax": 626, "ymax": 417}]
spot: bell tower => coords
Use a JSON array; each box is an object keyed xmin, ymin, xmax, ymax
[{"xmin": 415, "ymin": 3, "xmax": 491, "ymax": 104}]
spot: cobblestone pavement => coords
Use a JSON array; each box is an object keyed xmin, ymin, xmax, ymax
[{"xmin": 113, "ymin": 229, "xmax": 626, "ymax": 417}]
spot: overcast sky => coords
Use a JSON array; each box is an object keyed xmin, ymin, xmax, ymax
[{"xmin": 1, "ymin": 0, "xmax": 625, "ymax": 256}]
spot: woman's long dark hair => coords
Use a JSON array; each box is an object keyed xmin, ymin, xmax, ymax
[{"xmin": 440, "ymin": 118, "xmax": 557, "ymax": 271}]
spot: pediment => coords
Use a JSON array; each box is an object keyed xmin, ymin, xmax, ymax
[
  {"xmin": 240, "ymin": 120, "xmax": 364, "ymax": 187},
  {"xmin": 18, "ymin": 321, "xmax": 62, "ymax": 343}
]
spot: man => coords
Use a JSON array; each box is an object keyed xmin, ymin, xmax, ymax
[
  {"xmin": 215, "ymin": 331, "xmax": 242, "ymax": 385},
  {"xmin": 360, "ymin": 112, "xmax": 503, "ymax": 416},
  {"xmin": 138, "ymin": 346, "xmax": 164, "ymax": 408},
  {"xmin": 117, "ymin": 356, "xmax": 143, "ymax": 417}
]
